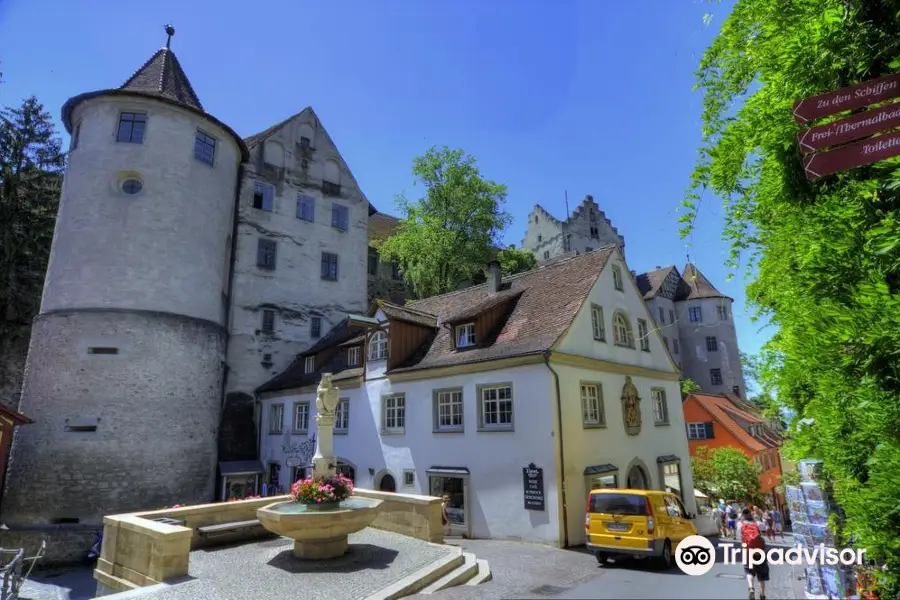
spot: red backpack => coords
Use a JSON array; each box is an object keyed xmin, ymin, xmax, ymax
[{"xmin": 741, "ymin": 520, "xmax": 765, "ymax": 549}]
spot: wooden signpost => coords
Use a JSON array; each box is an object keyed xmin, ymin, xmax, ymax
[{"xmin": 795, "ymin": 72, "xmax": 900, "ymax": 179}]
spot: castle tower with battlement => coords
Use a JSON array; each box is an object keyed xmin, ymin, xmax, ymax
[
  {"xmin": 521, "ymin": 195, "xmax": 626, "ymax": 263},
  {"xmin": 1, "ymin": 30, "xmax": 250, "ymax": 531}
]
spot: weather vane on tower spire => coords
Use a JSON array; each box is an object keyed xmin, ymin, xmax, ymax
[{"xmin": 165, "ymin": 24, "xmax": 175, "ymax": 49}]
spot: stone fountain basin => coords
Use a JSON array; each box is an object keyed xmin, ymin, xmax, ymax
[{"xmin": 257, "ymin": 496, "xmax": 383, "ymax": 542}]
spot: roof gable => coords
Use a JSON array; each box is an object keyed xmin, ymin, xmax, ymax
[
  {"xmin": 120, "ymin": 47, "xmax": 203, "ymax": 112},
  {"xmin": 242, "ymin": 107, "xmax": 370, "ymax": 208},
  {"xmin": 687, "ymin": 393, "xmax": 778, "ymax": 453}
]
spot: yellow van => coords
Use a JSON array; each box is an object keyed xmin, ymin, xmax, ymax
[{"xmin": 584, "ymin": 488, "xmax": 697, "ymax": 568}]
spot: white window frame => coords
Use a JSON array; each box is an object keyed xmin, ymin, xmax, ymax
[
  {"xmin": 689, "ymin": 306, "xmax": 703, "ymax": 322},
  {"xmin": 638, "ymin": 319, "xmax": 650, "ymax": 352},
  {"xmin": 382, "ymin": 394, "xmax": 405, "ymax": 434},
  {"xmin": 434, "ymin": 389, "xmax": 464, "ymax": 432},
  {"xmin": 403, "ymin": 470, "xmax": 415, "ymax": 487},
  {"xmin": 651, "ymin": 388, "xmax": 668, "ymax": 425},
  {"xmin": 478, "ymin": 384, "xmax": 514, "ymax": 431},
  {"xmin": 347, "ymin": 346, "xmax": 360, "ymax": 366},
  {"xmin": 253, "ymin": 181, "xmax": 275, "ymax": 212},
  {"xmin": 612, "ymin": 265, "xmax": 624, "ymax": 291},
  {"xmin": 304, "ymin": 356, "xmax": 315, "ymax": 374},
  {"xmin": 687, "ymin": 422, "xmax": 707, "ymax": 440},
  {"xmin": 293, "ymin": 401, "xmax": 310, "ymax": 434},
  {"xmin": 581, "ymin": 382, "xmax": 604, "ymax": 427},
  {"xmin": 456, "ymin": 323, "xmax": 475, "ymax": 348},
  {"xmin": 369, "ymin": 330, "xmax": 388, "ymax": 361},
  {"xmin": 590, "ymin": 304, "xmax": 605, "ymax": 341},
  {"xmin": 613, "ymin": 313, "xmax": 633, "ymax": 347},
  {"xmin": 334, "ymin": 398, "xmax": 349, "ymax": 433},
  {"xmin": 268, "ymin": 403, "xmax": 284, "ymax": 434}
]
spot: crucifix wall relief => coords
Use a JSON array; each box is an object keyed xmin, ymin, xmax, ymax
[{"xmin": 621, "ymin": 376, "xmax": 642, "ymax": 436}]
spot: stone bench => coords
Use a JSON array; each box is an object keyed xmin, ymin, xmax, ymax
[{"xmin": 196, "ymin": 519, "xmax": 262, "ymax": 539}]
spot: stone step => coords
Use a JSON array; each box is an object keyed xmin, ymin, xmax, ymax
[
  {"xmin": 420, "ymin": 552, "xmax": 479, "ymax": 594},
  {"xmin": 365, "ymin": 546, "xmax": 464, "ymax": 600},
  {"xmin": 465, "ymin": 558, "xmax": 492, "ymax": 586}
]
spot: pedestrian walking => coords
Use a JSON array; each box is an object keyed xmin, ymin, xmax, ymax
[
  {"xmin": 738, "ymin": 507, "xmax": 770, "ymax": 600},
  {"xmin": 772, "ymin": 507, "xmax": 784, "ymax": 541},
  {"xmin": 726, "ymin": 504, "xmax": 738, "ymax": 538},
  {"xmin": 764, "ymin": 506, "xmax": 776, "ymax": 542},
  {"xmin": 715, "ymin": 502, "xmax": 728, "ymax": 537}
]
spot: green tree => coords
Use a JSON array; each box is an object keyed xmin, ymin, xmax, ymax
[
  {"xmin": 0, "ymin": 96, "xmax": 64, "ymax": 336},
  {"xmin": 691, "ymin": 446, "xmax": 761, "ymax": 504},
  {"xmin": 681, "ymin": 378, "xmax": 702, "ymax": 396},
  {"xmin": 683, "ymin": 1, "xmax": 900, "ymax": 590},
  {"xmin": 376, "ymin": 146, "xmax": 511, "ymax": 299},
  {"xmin": 496, "ymin": 245, "xmax": 537, "ymax": 277}
]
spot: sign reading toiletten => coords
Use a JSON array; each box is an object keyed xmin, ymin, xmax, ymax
[{"xmin": 523, "ymin": 463, "xmax": 545, "ymax": 511}]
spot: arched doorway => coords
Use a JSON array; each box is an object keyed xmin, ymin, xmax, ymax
[
  {"xmin": 378, "ymin": 473, "xmax": 397, "ymax": 492},
  {"xmin": 626, "ymin": 464, "xmax": 649, "ymax": 490}
]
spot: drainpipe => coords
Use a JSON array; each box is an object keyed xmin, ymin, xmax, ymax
[{"xmin": 543, "ymin": 350, "xmax": 568, "ymax": 548}]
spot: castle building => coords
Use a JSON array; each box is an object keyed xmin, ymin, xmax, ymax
[
  {"xmin": 256, "ymin": 247, "xmax": 698, "ymax": 547},
  {"xmin": 0, "ymin": 31, "xmax": 393, "ymax": 555},
  {"xmin": 522, "ymin": 196, "xmax": 746, "ymax": 397}
]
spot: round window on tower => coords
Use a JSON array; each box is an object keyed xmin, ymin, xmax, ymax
[{"xmin": 121, "ymin": 178, "xmax": 143, "ymax": 195}]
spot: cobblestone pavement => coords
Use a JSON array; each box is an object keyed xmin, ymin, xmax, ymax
[
  {"xmin": 411, "ymin": 536, "xmax": 805, "ymax": 600},
  {"xmin": 405, "ymin": 538, "xmax": 604, "ymax": 600},
  {"xmin": 134, "ymin": 528, "xmax": 454, "ymax": 600}
]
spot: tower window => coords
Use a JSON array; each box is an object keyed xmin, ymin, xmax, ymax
[
  {"xmin": 71, "ymin": 122, "xmax": 81, "ymax": 150},
  {"xmin": 543, "ymin": 251, "xmax": 550, "ymax": 259},
  {"xmin": 261, "ymin": 309, "xmax": 275, "ymax": 334},
  {"xmin": 297, "ymin": 195, "xmax": 315, "ymax": 222},
  {"xmin": 194, "ymin": 130, "xmax": 216, "ymax": 166},
  {"xmin": 116, "ymin": 112, "xmax": 146, "ymax": 144},
  {"xmin": 332, "ymin": 204, "xmax": 349, "ymax": 231},
  {"xmin": 253, "ymin": 182, "xmax": 274, "ymax": 211},
  {"xmin": 310, "ymin": 316, "xmax": 322, "ymax": 338},
  {"xmin": 321, "ymin": 252, "xmax": 339, "ymax": 280},
  {"xmin": 300, "ymin": 136, "xmax": 311, "ymax": 149},
  {"xmin": 121, "ymin": 179, "xmax": 143, "ymax": 195},
  {"xmin": 257, "ymin": 239, "xmax": 277, "ymax": 269}
]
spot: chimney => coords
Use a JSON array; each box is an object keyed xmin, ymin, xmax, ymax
[{"xmin": 487, "ymin": 260, "xmax": 502, "ymax": 292}]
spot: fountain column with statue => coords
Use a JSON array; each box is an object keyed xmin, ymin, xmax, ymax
[{"xmin": 257, "ymin": 374, "xmax": 383, "ymax": 559}]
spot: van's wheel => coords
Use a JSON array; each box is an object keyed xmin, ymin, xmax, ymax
[
  {"xmin": 658, "ymin": 540, "xmax": 673, "ymax": 569},
  {"xmin": 595, "ymin": 552, "xmax": 609, "ymax": 566}
]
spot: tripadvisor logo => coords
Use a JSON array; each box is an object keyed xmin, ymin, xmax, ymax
[{"xmin": 675, "ymin": 536, "xmax": 866, "ymax": 576}]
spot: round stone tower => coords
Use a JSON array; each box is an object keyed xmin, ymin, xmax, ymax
[{"xmin": 1, "ymin": 28, "xmax": 249, "ymax": 531}]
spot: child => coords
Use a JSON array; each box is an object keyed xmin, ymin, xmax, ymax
[{"xmin": 441, "ymin": 494, "xmax": 451, "ymax": 536}]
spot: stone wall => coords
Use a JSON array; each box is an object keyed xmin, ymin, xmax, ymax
[
  {"xmin": 1, "ymin": 310, "xmax": 225, "ymax": 527},
  {"xmin": 0, "ymin": 526, "xmax": 97, "ymax": 567},
  {"xmin": 0, "ymin": 335, "xmax": 28, "ymax": 412}
]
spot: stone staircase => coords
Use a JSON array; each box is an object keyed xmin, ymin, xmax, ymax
[
  {"xmin": 366, "ymin": 545, "xmax": 491, "ymax": 599},
  {"xmin": 419, "ymin": 550, "xmax": 492, "ymax": 594}
]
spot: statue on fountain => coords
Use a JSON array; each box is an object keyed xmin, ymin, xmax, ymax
[{"xmin": 312, "ymin": 373, "xmax": 339, "ymax": 479}]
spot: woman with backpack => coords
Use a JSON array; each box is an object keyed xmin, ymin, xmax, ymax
[{"xmin": 737, "ymin": 507, "xmax": 769, "ymax": 600}]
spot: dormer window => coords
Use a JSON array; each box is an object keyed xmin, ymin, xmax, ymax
[
  {"xmin": 612, "ymin": 265, "xmax": 624, "ymax": 291},
  {"xmin": 347, "ymin": 346, "xmax": 360, "ymax": 367},
  {"xmin": 456, "ymin": 323, "xmax": 476, "ymax": 348},
  {"xmin": 304, "ymin": 356, "xmax": 315, "ymax": 374},
  {"xmin": 369, "ymin": 330, "xmax": 388, "ymax": 361}
]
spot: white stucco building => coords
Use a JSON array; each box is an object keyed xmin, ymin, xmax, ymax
[
  {"xmin": 522, "ymin": 195, "xmax": 747, "ymax": 397},
  {"xmin": 257, "ymin": 246, "xmax": 697, "ymax": 547}
]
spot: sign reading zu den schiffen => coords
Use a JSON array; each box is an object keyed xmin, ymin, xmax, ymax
[
  {"xmin": 794, "ymin": 72, "xmax": 900, "ymax": 180},
  {"xmin": 523, "ymin": 463, "xmax": 545, "ymax": 511}
]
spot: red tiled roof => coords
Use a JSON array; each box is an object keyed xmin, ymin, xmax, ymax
[{"xmin": 688, "ymin": 393, "xmax": 778, "ymax": 453}]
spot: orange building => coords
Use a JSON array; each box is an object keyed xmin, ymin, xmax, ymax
[{"xmin": 682, "ymin": 392, "xmax": 784, "ymax": 509}]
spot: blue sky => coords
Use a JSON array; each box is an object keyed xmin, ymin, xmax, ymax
[{"xmin": 0, "ymin": 0, "xmax": 769, "ymax": 360}]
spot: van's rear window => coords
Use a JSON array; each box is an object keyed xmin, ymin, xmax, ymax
[{"xmin": 589, "ymin": 494, "xmax": 647, "ymax": 515}]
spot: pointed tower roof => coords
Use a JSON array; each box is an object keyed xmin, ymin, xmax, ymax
[
  {"xmin": 676, "ymin": 263, "xmax": 732, "ymax": 301},
  {"xmin": 119, "ymin": 47, "xmax": 203, "ymax": 112},
  {"xmin": 61, "ymin": 26, "xmax": 249, "ymax": 161}
]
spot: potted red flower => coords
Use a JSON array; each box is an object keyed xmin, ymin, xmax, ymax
[{"xmin": 290, "ymin": 473, "xmax": 354, "ymax": 511}]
